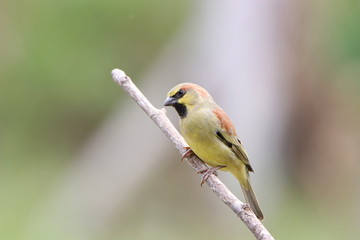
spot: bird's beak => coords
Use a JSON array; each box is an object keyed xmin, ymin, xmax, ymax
[{"xmin": 163, "ymin": 96, "xmax": 177, "ymax": 106}]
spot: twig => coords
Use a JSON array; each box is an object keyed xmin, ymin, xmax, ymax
[{"xmin": 111, "ymin": 69, "xmax": 275, "ymax": 240}]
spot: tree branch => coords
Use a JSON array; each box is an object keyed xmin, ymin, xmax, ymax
[{"xmin": 111, "ymin": 69, "xmax": 275, "ymax": 240}]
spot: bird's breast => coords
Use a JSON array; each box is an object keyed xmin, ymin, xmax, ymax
[{"xmin": 180, "ymin": 110, "xmax": 235, "ymax": 168}]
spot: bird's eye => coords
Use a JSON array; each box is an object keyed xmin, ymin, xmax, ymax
[{"xmin": 176, "ymin": 89, "xmax": 185, "ymax": 98}]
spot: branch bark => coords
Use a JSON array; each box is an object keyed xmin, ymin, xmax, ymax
[{"xmin": 111, "ymin": 69, "xmax": 275, "ymax": 240}]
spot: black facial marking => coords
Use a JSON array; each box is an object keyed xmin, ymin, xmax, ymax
[
  {"xmin": 172, "ymin": 89, "xmax": 186, "ymax": 99},
  {"xmin": 173, "ymin": 103, "xmax": 187, "ymax": 118},
  {"xmin": 216, "ymin": 130, "xmax": 232, "ymax": 148}
]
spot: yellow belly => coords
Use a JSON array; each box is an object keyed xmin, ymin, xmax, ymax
[{"xmin": 180, "ymin": 111, "xmax": 236, "ymax": 170}]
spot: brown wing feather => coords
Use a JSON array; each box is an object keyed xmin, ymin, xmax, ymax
[
  {"xmin": 213, "ymin": 107, "xmax": 254, "ymax": 172},
  {"xmin": 213, "ymin": 108, "xmax": 236, "ymax": 135},
  {"xmin": 231, "ymin": 140, "xmax": 254, "ymax": 172}
]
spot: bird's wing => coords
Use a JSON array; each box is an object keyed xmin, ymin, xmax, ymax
[{"xmin": 213, "ymin": 108, "xmax": 254, "ymax": 172}]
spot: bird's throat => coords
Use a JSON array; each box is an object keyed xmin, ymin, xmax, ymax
[{"xmin": 173, "ymin": 103, "xmax": 187, "ymax": 118}]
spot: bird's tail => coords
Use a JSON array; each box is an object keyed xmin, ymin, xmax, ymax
[
  {"xmin": 235, "ymin": 169, "xmax": 264, "ymax": 220},
  {"xmin": 241, "ymin": 180, "xmax": 264, "ymax": 220}
]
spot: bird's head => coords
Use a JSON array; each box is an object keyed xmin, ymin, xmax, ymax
[{"xmin": 164, "ymin": 83, "xmax": 213, "ymax": 118}]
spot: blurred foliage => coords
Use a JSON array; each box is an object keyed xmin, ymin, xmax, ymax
[
  {"xmin": 325, "ymin": 0, "xmax": 360, "ymax": 94},
  {"xmin": 329, "ymin": 0, "xmax": 360, "ymax": 61},
  {"xmin": 0, "ymin": 0, "xmax": 189, "ymax": 239},
  {"xmin": 0, "ymin": 0, "xmax": 189, "ymax": 155}
]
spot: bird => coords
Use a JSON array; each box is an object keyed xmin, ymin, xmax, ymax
[{"xmin": 164, "ymin": 83, "xmax": 264, "ymax": 220}]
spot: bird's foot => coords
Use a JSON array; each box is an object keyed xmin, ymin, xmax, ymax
[
  {"xmin": 181, "ymin": 147, "xmax": 195, "ymax": 162},
  {"xmin": 197, "ymin": 166, "xmax": 225, "ymax": 186}
]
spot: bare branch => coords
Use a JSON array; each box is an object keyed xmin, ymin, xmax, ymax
[{"xmin": 111, "ymin": 69, "xmax": 275, "ymax": 240}]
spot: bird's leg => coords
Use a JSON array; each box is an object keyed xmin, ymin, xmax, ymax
[
  {"xmin": 181, "ymin": 147, "xmax": 195, "ymax": 162},
  {"xmin": 197, "ymin": 166, "xmax": 225, "ymax": 186}
]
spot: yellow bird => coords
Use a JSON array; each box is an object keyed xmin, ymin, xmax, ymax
[{"xmin": 164, "ymin": 83, "xmax": 264, "ymax": 220}]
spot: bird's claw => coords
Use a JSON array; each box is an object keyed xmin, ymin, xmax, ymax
[
  {"xmin": 197, "ymin": 166, "xmax": 225, "ymax": 186},
  {"xmin": 181, "ymin": 147, "xmax": 194, "ymax": 162}
]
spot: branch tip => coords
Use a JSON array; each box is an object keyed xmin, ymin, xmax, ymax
[{"xmin": 111, "ymin": 69, "xmax": 127, "ymax": 84}]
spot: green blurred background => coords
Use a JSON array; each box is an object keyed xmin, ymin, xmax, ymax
[
  {"xmin": 1, "ymin": 0, "xmax": 359, "ymax": 239},
  {"xmin": 1, "ymin": 0, "xmax": 189, "ymax": 238}
]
